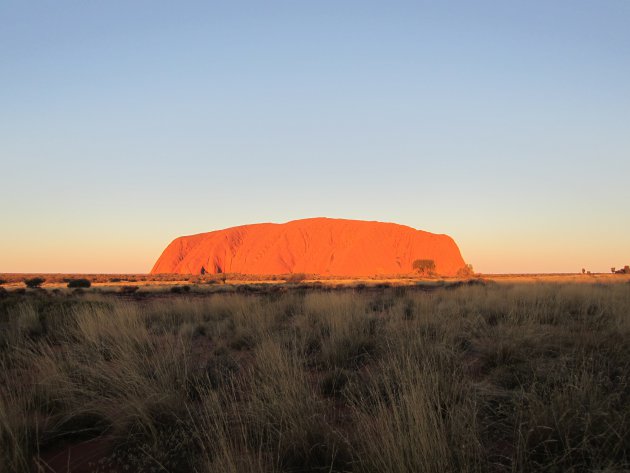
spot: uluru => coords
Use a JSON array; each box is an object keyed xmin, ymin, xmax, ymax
[{"xmin": 151, "ymin": 218, "xmax": 468, "ymax": 277}]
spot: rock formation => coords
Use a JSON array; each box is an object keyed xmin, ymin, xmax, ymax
[{"xmin": 151, "ymin": 217, "xmax": 467, "ymax": 277}]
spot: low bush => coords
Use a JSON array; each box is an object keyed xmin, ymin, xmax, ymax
[
  {"xmin": 285, "ymin": 273, "xmax": 307, "ymax": 283},
  {"xmin": 66, "ymin": 279, "xmax": 91, "ymax": 288},
  {"xmin": 119, "ymin": 285, "xmax": 139, "ymax": 294},
  {"xmin": 24, "ymin": 277, "xmax": 45, "ymax": 288},
  {"xmin": 456, "ymin": 264, "xmax": 475, "ymax": 277},
  {"xmin": 170, "ymin": 285, "xmax": 191, "ymax": 294}
]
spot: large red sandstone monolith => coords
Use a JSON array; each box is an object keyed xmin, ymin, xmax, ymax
[{"xmin": 151, "ymin": 217, "xmax": 467, "ymax": 277}]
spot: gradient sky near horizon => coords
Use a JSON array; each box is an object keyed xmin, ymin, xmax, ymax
[{"xmin": 1, "ymin": 0, "xmax": 629, "ymax": 274}]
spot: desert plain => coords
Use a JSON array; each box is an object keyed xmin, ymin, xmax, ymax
[{"xmin": 1, "ymin": 271, "xmax": 630, "ymax": 472}]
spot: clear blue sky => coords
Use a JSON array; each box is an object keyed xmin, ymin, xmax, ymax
[{"xmin": 1, "ymin": 0, "xmax": 629, "ymax": 273}]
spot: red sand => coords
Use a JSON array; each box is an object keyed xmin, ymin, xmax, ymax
[{"xmin": 151, "ymin": 217, "xmax": 467, "ymax": 277}]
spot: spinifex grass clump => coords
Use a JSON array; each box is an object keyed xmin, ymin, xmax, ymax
[{"xmin": 0, "ymin": 283, "xmax": 629, "ymax": 472}]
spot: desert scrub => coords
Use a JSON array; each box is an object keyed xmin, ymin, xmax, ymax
[
  {"xmin": 66, "ymin": 278, "xmax": 92, "ymax": 288},
  {"xmin": 23, "ymin": 277, "xmax": 45, "ymax": 288},
  {"xmin": 0, "ymin": 283, "xmax": 629, "ymax": 472},
  {"xmin": 348, "ymin": 346, "xmax": 481, "ymax": 473}
]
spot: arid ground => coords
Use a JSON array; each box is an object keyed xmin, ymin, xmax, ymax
[{"xmin": 1, "ymin": 275, "xmax": 630, "ymax": 472}]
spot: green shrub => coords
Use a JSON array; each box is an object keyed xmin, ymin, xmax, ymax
[
  {"xmin": 24, "ymin": 277, "xmax": 45, "ymax": 288},
  {"xmin": 412, "ymin": 259, "xmax": 436, "ymax": 276},
  {"xmin": 66, "ymin": 279, "xmax": 91, "ymax": 288}
]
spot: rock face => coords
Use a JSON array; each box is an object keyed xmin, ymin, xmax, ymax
[{"xmin": 151, "ymin": 217, "xmax": 467, "ymax": 277}]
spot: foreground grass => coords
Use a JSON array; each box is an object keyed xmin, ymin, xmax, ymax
[{"xmin": 0, "ymin": 282, "xmax": 629, "ymax": 472}]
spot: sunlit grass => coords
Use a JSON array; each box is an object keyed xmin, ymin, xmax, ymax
[{"xmin": 0, "ymin": 282, "xmax": 629, "ymax": 472}]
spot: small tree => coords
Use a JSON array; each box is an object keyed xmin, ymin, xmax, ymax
[
  {"xmin": 611, "ymin": 267, "xmax": 616, "ymax": 274},
  {"xmin": 413, "ymin": 259, "xmax": 436, "ymax": 276},
  {"xmin": 456, "ymin": 264, "xmax": 474, "ymax": 278},
  {"xmin": 24, "ymin": 277, "xmax": 45, "ymax": 288}
]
